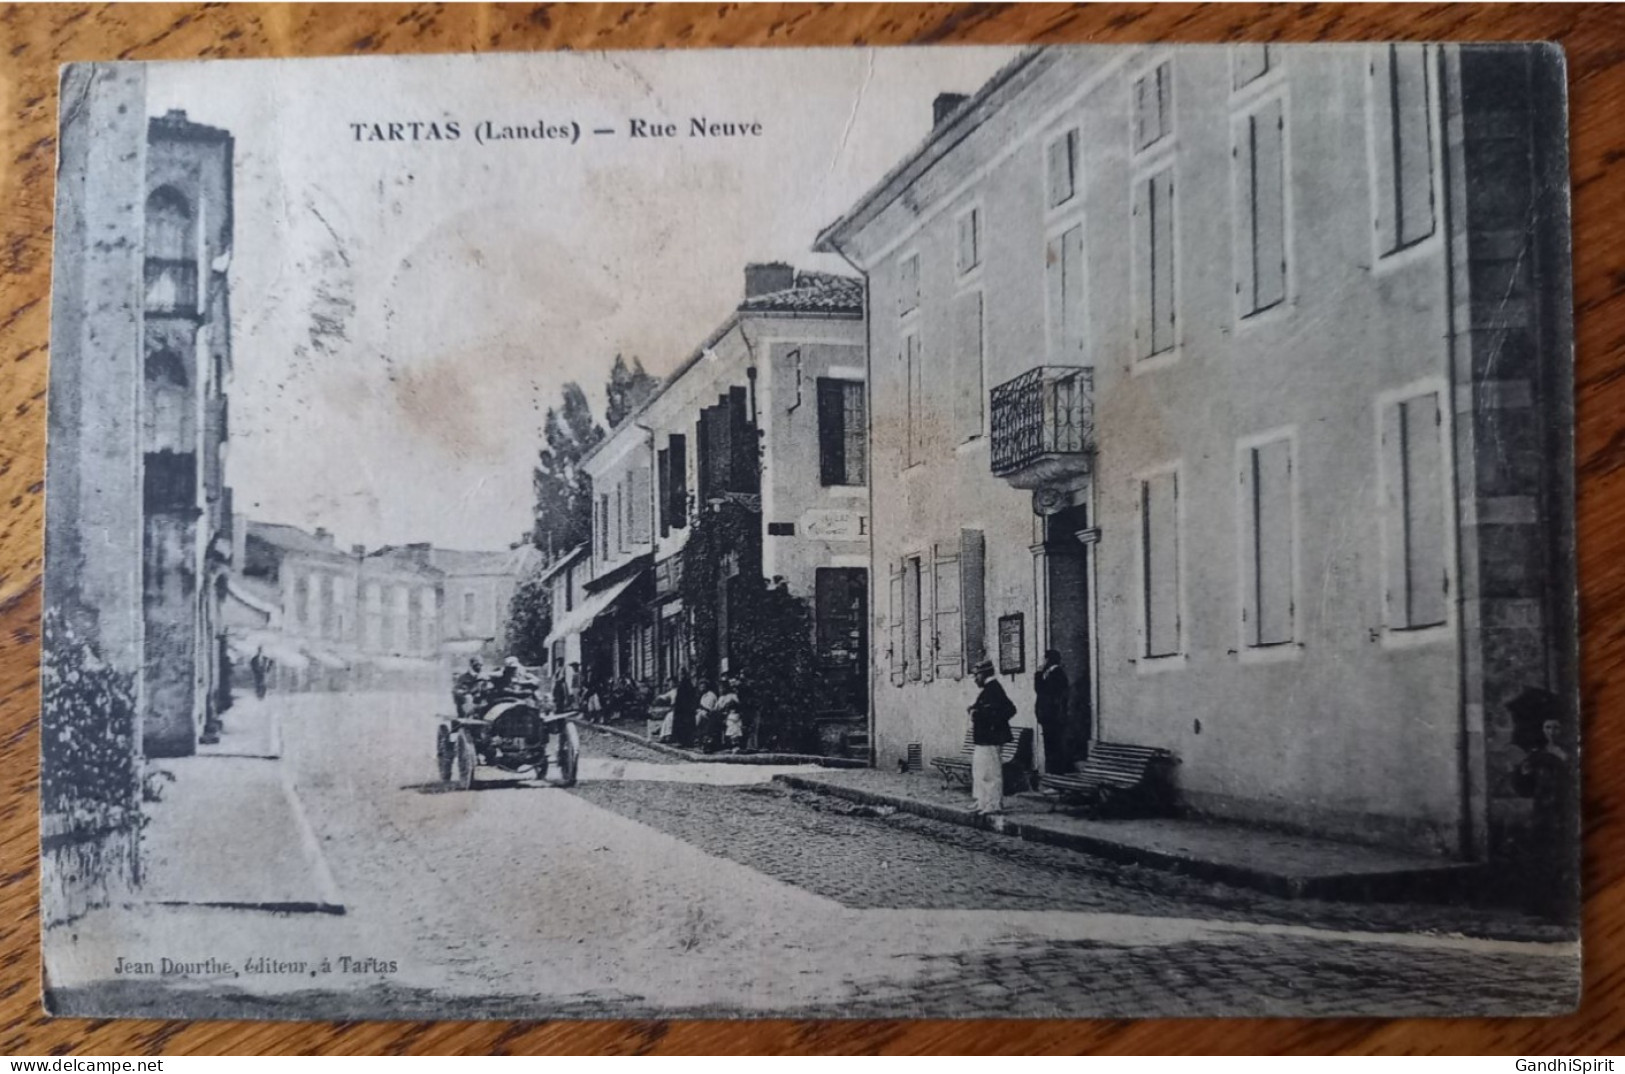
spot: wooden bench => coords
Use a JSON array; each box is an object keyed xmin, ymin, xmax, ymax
[
  {"xmin": 931, "ymin": 727, "xmax": 1034, "ymax": 792},
  {"xmin": 1039, "ymin": 742, "xmax": 1179, "ymax": 817}
]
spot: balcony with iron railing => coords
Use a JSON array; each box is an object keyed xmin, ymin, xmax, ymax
[
  {"xmin": 144, "ymin": 258, "xmax": 199, "ymax": 317},
  {"xmin": 989, "ymin": 365, "xmax": 1096, "ymax": 489}
]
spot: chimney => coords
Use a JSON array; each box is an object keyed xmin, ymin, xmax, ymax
[
  {"xmin": 933, "ymin": 92, "xmax": 969, "ymax": 128},
  {"xmin": 315, "ymin": 526, "xmax": 332, "ymax": 544},
  {"xmin": 351, "ymin": 544, "xmax": 366, "ymax": 556},
  {"xmin": 744, "ymin": 262, "xmax": 796, "ymax": 300},
  {"xmin": 407, "ymin": 541, "xmax": 433, "ymax": 567}
]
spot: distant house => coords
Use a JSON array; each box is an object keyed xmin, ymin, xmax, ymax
[
  {"xmin": 574, "ymin": 263, "xmax": 869, "ymax": 734},
  {"xmin": 433, "ymin": 544, "xmax": 542, "ymax": 665}
]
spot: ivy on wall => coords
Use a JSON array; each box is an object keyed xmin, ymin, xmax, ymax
[{"xmin": 40, "ymin": 609, "xmax": 141, "ymax": 831}]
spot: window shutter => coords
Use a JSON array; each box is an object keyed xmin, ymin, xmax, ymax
[
  {"xmin": 1239, "ymin": 449, "xmax": 1258, "ymax": 646},
  {"xmin": 657, "ymin": 448, "xmax": 670, "ymax": 538},
  {"xmin": 843, "ymin": 381, "xmax": 867, "ymax": 486},
  {"xmin": 960, "ymin": 529, "xmax": 986, "ymax": 666},
  {"xmin": 1151, "ymin": 171, "xmax": 1177, "ymax": 354},
  {"xmin": 1233, "ymin": 115, "xmax": 1257, "ymax": 314},
  {"xmin": 1394, "ymin": 44, "xmax": 1435, "ymax": 247},
  {"xmin": 918, "ymin": 551, "xmax": 935, "ymax": 683},
  {"xmin": 1380, "ymin": 399, "xmax": 1407, "ymax": 628},
  {"xmin": 669, "ymin": 434, "xmax": 688, "ymax": 527},
  {"xmin": 1132, "ymin": 179, "xmax": 1152, "ymax": 355},
  {"xmin": 954, "ymin": 291, "xmax": 985, "ymax": 441},
  {"xmin": 1402, "ymin": 393, "xmax": 1447, "ymax": 628},
  {"xmin": 1372, "ymin": 46, "xmax": 1400, "ymax": 254},
  {"xmin": 630, "ymin": 466, "xmax": 652, "ymax": 546},
  {"xmin": 1046, "ymin": 231, "xmax": 1065, "ymax": 362},
  {"xmin": 1255, "ymin": 98, "xmax": 1287, "ymax": 310},
  {"xmin": 1254, "ymin": 438, "xmax": 1294, "ymax": 644},
  {"xmin": 906, "ymin": 334, "xmax": 924, "ymax": 466},
  {"xmin": 889, "ymin": 564, "xmax": 906, "ymax": 686},
  {"xmin": 1062, "ymin": 223, "xmax": 1086, "ymax": 362},
  {"xmin": 933, "ymin": 544, "xmax": 963, "ymax": 680},
  {"xmin": 695, "ymin": 411, "xmax": 713, "ymax": 502},
  {"xmin": 817, "ymin": 378, "xmax": 844, "ymax": 486},
  {"xmin": 1143, "ymin": 472, "xmax": 1181, "ymax": 657}
]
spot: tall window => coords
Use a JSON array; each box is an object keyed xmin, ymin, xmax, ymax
[
  {"xmin": 953, "ymin": 291, "xmax": 985, "ymax": 441},
  {"xmin": 598, "ymin": 493, "xmax": 610, "ymax": 562},
  {"xmin": 144, "ymin": 187, "xmax": 196, "ymax": 314},
  {"xmin": 629, "ymin": 466, "xmax": 651, "ymax": 545},
  {"xmin": 666, "ymin": 434, "xmax": 688, "ymax": 529},
  {"xmin": 1382, "ymin": 390, "xmax": 1448, "ymax": 630},
  {"xmin": 898, "ymin": 252, "xmax": 921, "ymax": 317},
  {"xmin": 904, "ymin": 555, "xmax": 924, "ymax": 681},
  {"xmin": 1046, "ymin": 222, "xmax": 1087, "ymax": 363},
  {"xmin": 1240, "ymin": 435, "xmax": 1295, "ymax": 647},
  {"xmin": 462, "ymin": 590, "xmax": 476, "ymax": 629},
  {"xmin": 392, "ymin": 585, "xmax": 410, "ymax": 652},
  {"xmin": 932, "ymin": 544, "xmax": 962, "ymax": 680},
  {"xmin": 1235, "ymin": 96, "xmax": 1287, "ymax": 317},
  {"xmin": 956, "ymin": 207, "xmax": 981, "ymax": 275},
  {"xmin": 614, "ymin": 483, "xmax": 625, "ymax": 554},
  {"xmin": 1372, "ymin": 43, "xmax": 1436, "ymax": 255},
  {"xmin": 364, "ymin": 582, "xmax": 383, "ymax": 651},
  {"xmin": 1140, "ymin": 469, "xmax": 1181, "ymax": 658},
  {"xmin": 904, "ymin": 331, "xmax": 924, "ymax": 465},
  {"xmin": 1133, "ymin": 60, "xmax": 1173, "ymax": 152},
  {"xmin": 1133, "ymin": 167, "xmax": 1177, "ymax": 358},
  {"xmin": 817, "ymin": 378, "xmax": 866, "ymax": 486},
  {"xmin": 1047, "ymin": 129, "xmax": 1078, "ymax": 208}
]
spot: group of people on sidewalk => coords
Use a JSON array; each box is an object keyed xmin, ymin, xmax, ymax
[{"xmin": 646, "ymin": 672, "xmax": 750, "ymax": 753}]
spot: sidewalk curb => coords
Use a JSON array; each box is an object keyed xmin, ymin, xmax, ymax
[
  {"xmin": 772, "ymin": 774, "xmax": 1483, "ymax": 901},
  {"xmin": 586, "ymin": 722, "xmax": 868, "ymax": 768},
  {"xmin": 280, "ymin": 767, "xmax": 345, "ymax": 915}
]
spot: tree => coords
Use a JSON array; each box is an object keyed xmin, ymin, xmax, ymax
[
  {"xmin": 604, "ymin": 354, "xmax": 660, "ymax": 430},
  {"xmin": 530, "ymin": 382, "xmax": 603, "ymax": 558},
  {"xmin": 677, "ymin": 499, "xmax": 822, "ymax": 753},
  {"xmin": 505, "ymin": 571, "xmax": 553, "ymax": 668}
]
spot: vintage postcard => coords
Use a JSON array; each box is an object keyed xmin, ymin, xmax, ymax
[{"xmin": 41, "ymin": 43, "xmax": 1579, "ymax": 1020}]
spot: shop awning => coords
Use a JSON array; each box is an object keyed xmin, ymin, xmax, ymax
[
  {"xmin": 544, "ymin": 572, "xmax": 642, "ymax": 647},
  {"xmin": 229, "ymin": 630, "xmax": 309, "ymax": 670},
  {"xmin": 303, "ymin": 647, "xmax": 350, "ymax": 670}
]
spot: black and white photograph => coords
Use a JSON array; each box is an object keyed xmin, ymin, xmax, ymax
[{"xmin": 40, "ymin": 42, "xmax": 1580, "ymax": 1021}]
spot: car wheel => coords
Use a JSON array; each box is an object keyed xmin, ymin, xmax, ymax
[
  {"xmin": 435, "ymin": 725, "xmax": 454, "ymax": 783},
  {"xmin": 557, "ymin": 722, "xmax": 580, "ymax": 788},
  {"xmin": 452, "ymin": 730, "xmax": 477, "ymax": 791}
]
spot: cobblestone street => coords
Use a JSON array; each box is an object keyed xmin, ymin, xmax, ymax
[{"xmin": 45, "ymin": 697, "xmax": 1580, "ymax": 1020}]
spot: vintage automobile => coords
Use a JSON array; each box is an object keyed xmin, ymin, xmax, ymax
[{"xmin": 436, "ymin": 693, "xmax": 580, "ymax": 790}]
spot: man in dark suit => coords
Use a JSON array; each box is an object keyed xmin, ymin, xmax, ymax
[
  {"xmin": 968, "ymin": 659, "xmax": 1016, "ymax": 815},
  {"xmin": 1034, "ymin": 648, "xmax": 1071, "ymax": 775}
]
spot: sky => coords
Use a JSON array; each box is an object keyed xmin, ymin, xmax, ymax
[{"xmin": 147, "ymin": 46, "xmax": 1021, "ymax": 552}]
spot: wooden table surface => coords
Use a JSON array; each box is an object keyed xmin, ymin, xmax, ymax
[{"xmin": 1, "ymin": 2, "xmax": 1621, "ymax": 1055}]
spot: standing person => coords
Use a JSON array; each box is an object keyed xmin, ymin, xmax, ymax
[
  {"xmin": 718, "ymin": 675, "xmax": 744, "ymax": 753},
  {"xmin": 1034, "ymin": 649, "xmax": 1071, "ymax": 776},
  {"xmin": 551, "ymin": 661, "xmax": 571, "ymax": 714},
  {"xmin": 968, "ymin": 659, "xmax": 1016, "ymax": 815},
  {"xmin": 250, "ymin": 647, "xmax": 271, "ymax": 700},
  {"xmin": 697, "ymin": 678, "xmax": 721, "ymax": 753},
  {"xmin": 650, "ymin": 677, "xmax": 677, "ymax": 741},
  {"xmin": 672, "ymin": 671, "xmax": 698, "ymax": 748}
]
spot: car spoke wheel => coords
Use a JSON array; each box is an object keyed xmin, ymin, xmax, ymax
[
  {"xmin": 557, "ymin": 722, "xmax": 580, "ymax": 788},
  {"xmin": 435, "ymin": 725, "xmax": 454, "ymax": 783},
  {"xmin": 452, "ymin": 730, "xmax": 477, "ymax": 791}
]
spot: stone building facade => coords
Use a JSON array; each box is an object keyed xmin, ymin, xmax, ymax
[
  {"xmin": 140, "ymin": 109, "xmax": 236, "ymax": 756},
  {"xmin": 572, "ymin": 265, "xmax": 869, "ymax": 727},
  {"xmin": 818, "ymin": 44, "xmax": 1572, "ymax": 860}
]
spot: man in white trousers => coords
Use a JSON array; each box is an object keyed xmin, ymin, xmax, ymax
[{"xmin": 968, "ymin": 658, "xmax": 1016, "ymax": 815}]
